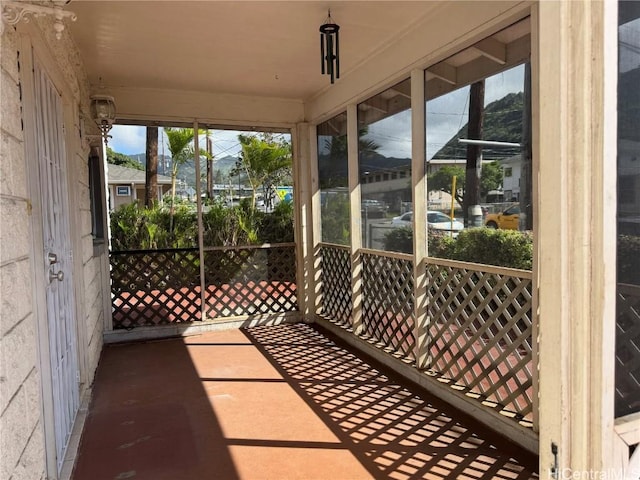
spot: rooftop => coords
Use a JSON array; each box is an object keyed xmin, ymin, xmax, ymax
[{"xmin": 107, "ymin": 163, "xmax": 173, "ymax": 185}]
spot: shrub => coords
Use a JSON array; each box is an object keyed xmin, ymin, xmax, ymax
[
  {"xmin": 618, "ymin": 234, "xmax": 640, "ymax": 284},
  {"xmin": 111, "ymin": 199, "xmax": 296, "ymax": 251},
  {"xmin": 321, "ymin": 194, "xmax": 350, "ymax": 245},
  {"xmin": 382, "ymin": 226, "xmax": 533, "ymax": 270},
  {"xmin": 428, "ymin": 230, "xmax": 457, "ymax": 258},
  {"xmin": 110, "ymin": 202, "xmax": 199, "ymax": 250},
  {"xmin": 383, "ymin": 227, "xmax": 413, "ymax": 254},
  {"xmin": 450, "ymin": 228, "xmax": 532, "ymax": 270},
  {"xmin": 260, "ymin": 201, "xmax": 294, "ymax": 243},
  {"xmin": 383, "ymin": 228, "xmax": 457, "ymax": 257}
]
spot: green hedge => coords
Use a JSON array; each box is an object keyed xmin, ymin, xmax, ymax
[
  {"xmin": 383, "ymin": 227, "xmax": 533, "ymax": 270},
  {"xmin": 449, "ymin": 228, "xmax": 533, "ymax": 270},
  {"xmin": 619, "ymin": 234, "xmax": 640, "ymax": 284},
  {"xmin": 110, "ymin": 201, "xmax": 294, "ymax": 251}
]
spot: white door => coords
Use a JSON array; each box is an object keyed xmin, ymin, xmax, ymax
[{"xmin": 33, "ymin": 56, "xmax": 80, "ymax": 472}]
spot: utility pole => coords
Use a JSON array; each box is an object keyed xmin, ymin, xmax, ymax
[
  {"xmin": 206, "ymin": 130, "xmax": 214, "ymax": 199},
  {"xmin": 464, "ymin": 80, "xmax": 485, "ymax": 227},
  {"xmin": 145, "ymin": 126, "xmax": 158, "ymax": 207},
  {"xmin": 520, "ymin": 63, "xmax": 533, "ymax": 231}
]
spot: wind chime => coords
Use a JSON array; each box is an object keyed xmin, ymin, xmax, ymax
[{"xmin": 320, "ymin": 10, "xmax": 340, "ymax": 84}]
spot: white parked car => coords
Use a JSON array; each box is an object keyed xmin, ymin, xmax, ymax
[{"xmin": 391, "ymin": 211, "xmax": 464, "ymax": 237}]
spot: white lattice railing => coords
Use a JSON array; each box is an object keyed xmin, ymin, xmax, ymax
[
  {"xmin": 318, "ymin": 244, "xmax": 352, "ymax": 328},
  {"xmin": 616, "ymin": 283, "xmax": 640, "ymax": 418},
  {"xmin": 316, "ymin": 248, "xmax": 536, "ymax": 426},
  {"xmin": 111, "ymin": 244, "xmax": 298, "ymax": 328},
  {"xmin": 361, "ymin": 249, "xmax": 415, "ymax": 361},
  {"xmin": 424, "ymin": 257, "xmax": 534, "ymax": 423}
]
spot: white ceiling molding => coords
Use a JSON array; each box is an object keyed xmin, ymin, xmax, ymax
[{"xmin": 1, "ymin": 0, "xmax": 76, "ymax": 39}]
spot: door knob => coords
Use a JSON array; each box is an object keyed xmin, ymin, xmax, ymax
[{"xmin": 49, "ymin": 270, "xmax": 64, "ymax": 282}]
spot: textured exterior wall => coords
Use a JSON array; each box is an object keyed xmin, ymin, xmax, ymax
[
  {"xmin": 0, "ymin": 15, "xmax": 107, "ymax": 479},
  {"xmin": 0, "ymin": 25, "xmax": 47, "ymax": 480}
]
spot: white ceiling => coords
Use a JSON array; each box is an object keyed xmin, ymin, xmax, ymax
[{"xmin": 69, "ymin": 1, "xmax": 437, "ymax": 102}]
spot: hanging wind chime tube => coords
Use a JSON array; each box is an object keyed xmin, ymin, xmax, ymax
[{"xmin": 320, "ymin": 10, "xmax": 340, "ymax": 84}]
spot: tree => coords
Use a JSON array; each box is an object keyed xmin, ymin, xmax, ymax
[
  {"xmin": 428, "ymin": 166, "xmax": 465, "ymax": 206},
  {"xmin": 145, "ymin": 127, "xmax": 158, "ymax": 207},
  {"xmin": 106, "ymin": 147, "xmax": 144, "ymax": 170},
  {"xmin": 164, "ymin": 127, "xmax": 200, "ymax": 205},
  {"xmin": 164, "ymin": 127, "xmax": 208, "ymax": 230},
  {"xmin": 428, "ymin": 162, "xmax": 504, "ymax": 206},
  {"xmin": 205, "ymin": 131, "xmax": 214, "ymax": 198},
  {"xmin": 237, "ymin": 134, "xmax": 291, "ymax": 209},
  {"xmin": 480, "ymin": 161, "xmax": 503, "ymax": 198},
  {"xmin": 319, "ymin": 127, "xmax": 380, "ymax": 189}
]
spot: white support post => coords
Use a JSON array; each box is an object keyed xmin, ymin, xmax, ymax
[
  {"xmin": 347, "ymin": 103, "xmax": 363, "ymax": 335},
  {"xmin": 292, "ymin": 123, "xmax": 313, "ymax": 320},
  {"xmin": 193, "ymin": 121, "xmax": 206, "ymax": 321},
  {"xmin": 308, "ymin": 124, "xmax": 323, "ymax": 317},
  {"xmin": 536, "ymin": 0, "xmax": 618, "ymax": 474},
  {"xmin": 410, "ymin": 69, "xmax": 429, "ymax": 370}
]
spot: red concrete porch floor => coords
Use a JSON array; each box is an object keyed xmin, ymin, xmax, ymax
[{"xmin": 71, "ymin": 323, "xmax": 538, "ymax": 480}]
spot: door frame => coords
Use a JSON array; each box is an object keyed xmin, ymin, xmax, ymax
[{"xmin": 18, "ymin": 24, "xmax": 88, "ymax": 478}]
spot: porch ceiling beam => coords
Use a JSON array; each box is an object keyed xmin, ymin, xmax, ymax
[
  {"xmin": 425, "ymin": 35, "xmax": 530, "ymax": 102},
  {"xmin": 472, "ymin": 37, "xmax": 507, "ymax": 65},
  {"xmin": 358, "ymin": 96, "xmax": 411, "ymax": 127},
  {"xmin": 425, "ymin": 77, "xmax": 454, "ymax": 101},
  {"xmin": 389, "ymin": 82, "xmax": 412, "ymax": 100},
  {"xmin": 455, "ymin": 56, "xmax": 512, "ymax": 87},
  {"xmin": 362, "ymin": 96, "xmax": 389, "ymax": 114},
  {"xmin": 427, "ymin": 62, "xmax": 458, "ymax": 85},
  {"xmin": 326, "ymin": 119, "xmax": 342, "ymax": 135}
]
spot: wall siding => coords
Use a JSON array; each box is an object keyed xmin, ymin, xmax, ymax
[{"xmin": 1, "ymin": 13, "xmax": 107, "ymax": 478}]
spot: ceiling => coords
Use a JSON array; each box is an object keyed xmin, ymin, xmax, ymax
[{"xmin": 69, "ymin": 1, "xmax": 437, "ymax": 102}]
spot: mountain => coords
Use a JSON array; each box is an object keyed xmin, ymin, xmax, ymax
[
  {"xmin": 126, "ymin": 153, "xmax": 241, "ymax": 186},
  {"xmin": 432, "ymin": 91, "xmax": 525, "ymax": 161},
  {"xmin": 129, "ymin": 153, "xmax": 172, "ymax": 176}
]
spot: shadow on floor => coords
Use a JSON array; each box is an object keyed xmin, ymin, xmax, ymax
[
  {"xmin": 72, "ymin": 323, "xmax": 538, "ymax": 480},
  {"xmin": 241, "ymin": 323, "xmax": 539, "ymax": 480},
  {"xmin": 71, "ymin": 338, "xmax": 240, "ymax": 480}
]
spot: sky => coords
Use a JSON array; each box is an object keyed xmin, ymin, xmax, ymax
[
  {"xmin": 109, "ymin": 126, "xmax": 288, "ymax": 159},
  {"xmin": 109, "ymin": 64, "xmax": 525, "ymax": 162},
  {"xmin": 365, "ymin": 64, "xmax": 525, "ymax": 160}
]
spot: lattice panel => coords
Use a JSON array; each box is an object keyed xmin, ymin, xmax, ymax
[
  {"xmin": 319, "ymin": 245, "xmax": 352, "ymax": 328},
  {"xmin": 203, "ymin": 246, "xmax": 297, "ymax": 318},
  {"xmin": 616, "ymin": 283, "xmax": 640, "ymax": 418},
  {"xmin": 361, "ymin": 253, "xmax": 415, "ymax": 361},
  {"xmin": 111, "ymin": 249, "xmax": 201, "ymax": 328},
  {"xmin": 425, "ymin": 263, "xmax": 533, "ymax": 421}
]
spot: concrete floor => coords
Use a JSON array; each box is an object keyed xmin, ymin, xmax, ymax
[{"xmin": 71, "ymin": 323, "xmax": 538, "ymax": 480}]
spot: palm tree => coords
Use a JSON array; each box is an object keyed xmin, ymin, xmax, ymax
[
  {"xmin": 237, "ymin": 134, "xmax": 291, "ymax": 209},
  {"xmin": 164, "ymin": 127, "xmax": 209, "ymax": 231},
  {"xmin": 164, "ymin": 127, "xmax": 196, "ymax": 207}
]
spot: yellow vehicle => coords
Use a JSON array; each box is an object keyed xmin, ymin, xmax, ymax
[{"xmin": 485, "ymin": 204, "xmax": 520, "ymax": 230}]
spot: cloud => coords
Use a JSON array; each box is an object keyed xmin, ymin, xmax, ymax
[
  {"xmin": 360, "ymin": 64, "xmax": 525, "ymax": 161},
  {"xmin": 110, "ymin": 126, "xmax": 292, "ymax": 159},
  {"xmin": 110, "ymin": 125, "xmax": 146, "ymax": 155},
  {"xmin": 365, "ymin": 110, "xmax": 412, "ymax": 159}
]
